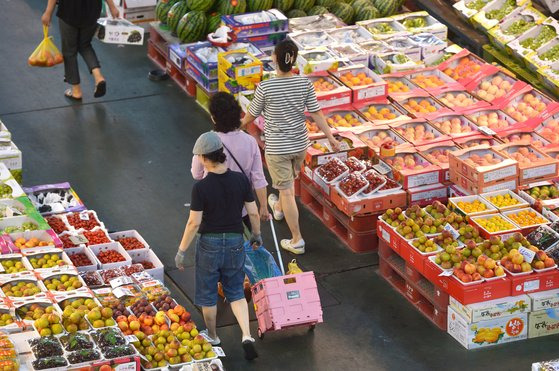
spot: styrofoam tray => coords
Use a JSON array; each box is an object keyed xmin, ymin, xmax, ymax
[
  {"xmin": 533, "ymin": 264, "xmax": 558, "ymax": 273},
  {"xmin": 498, "ymin": 262, "xmax": 534, "ymax": 276},
  {"xmin": 89, "ymin": 242, "xmax": 132, "ymax": 270},
  {"xmin": 480, "ymin": 189, "xmax": 530, "ymax": 211},
  {"xmin": 452, "ymin": 274, "xmax": 485, "ymax": 286},
  {"xmin": 428, "ymin": 255, "xmax": 453, "ymax": 272},
  {"xmin": 448, "ymin": 195, "xmax": 498, "ymax": 216},
  {"xmin": 408, "ymin": 239, "xmax": 443, "ymax": 256},
  {"xmin": 108, "ymin": 230, "xmax": 150, "ymax": 252},
  {"xmin": 502, "ymin": 208, "xmax": 551, "ymax": 229}
]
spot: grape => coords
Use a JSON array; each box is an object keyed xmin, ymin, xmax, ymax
[
  {"xmin": 0, "ymin": 184, "xmax": 12, "ymax": 199},
  {"xmin": 370, "ymin": 23, "xmax": 394, "ymax": 34},
  {"xmin": 540, "ymin": 44, "xmax": 559, "ymax": 61},
  {"xmin": 466, "ymin": 0, "xmax": 488, "ymax": 11},
  {"xmin": 520, "ymin": 25, "xmax": 556, "ymax": 50},
  {"xmin": 503, "ymin": 18, "xmax": 535, "ymax": 36},
  {"xmin": 487, "ymin": 0, "xmax": 516, "ymax": 20}
]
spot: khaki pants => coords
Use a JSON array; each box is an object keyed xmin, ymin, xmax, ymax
[{"xmin": 265, "ymin": 150, "xmax": 306, "ymax": 190}]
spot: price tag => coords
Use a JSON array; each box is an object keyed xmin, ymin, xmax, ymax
[
  {"xmin": 524, "ymin": 279, "xmax": 540, "ymax": 292},
  {"xmin": 132, "ymin": 271, "xmax": 153, "ymax": 282},
  {"xmin": 110, "ymin": 276, "xmax": 133, "ymax": 289},
  {"xmin": 519, "ymin": 246, "xmax": 536, "ymax": 264},
  {"xmin": 69, "ymin": 235, "xmax": 89, "ymax": 245},
  {"xmin": 113, "ymin": 287, "xmax": 133, "ymax": 298},
  {"xmin": 140, "ymin": 280, "xmax": 162, "ymax": 288},
  {"xmin": 477, "ymin": 126, "xmax": 496, "ymax": 136},
  {"xmin": 213, "ymin": 346, "xmax": 226, "ymax": 357},
  {"xmin": 439, "ymin": 270, "xmax": 454, "ymax": 277},
  {"xmin": 372, "ymin": 161, "xmax": 391, "ymax": 175},
  {"xmin": 114, "ymin": 362, "xmax": 138, "ymax": 371},
  {"xmin": 93, "ymin": 287, "xmax": 112, "ymax": 295},
  {"xmin": 381, "ymin": 226, "xmax": 390, "ymax": 243},
  {"xmin": 79, "ymin": 211, "xmax": 90, "ymax": 221},
  {"xmin": 124, "ymin": 334, "xmax": 139, "ymax": 343},
  {"xmin": 443, "ymin": 224, "xmax": 460, "ymax": 239}
]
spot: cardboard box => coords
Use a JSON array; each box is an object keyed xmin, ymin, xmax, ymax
[
  {"xmin": 353, "ymin": 125, "xmax": 411, "ymax": 156},
  {"xmin": 222, "ymin": 9, "xmax": 288, "ymax": 38},
  {"xmin": 356, "ymin": 18, "xmax": 409, "ymax": 41},
  {"xmin": 391, "ymin": 11, "xmax": 448, "ymax": 40},
  {"xmin": 500, "ymin": 88, "xmax": 557, "ymax": 125},
  {"xmin": 119, "ymin": 0, "xmax": 156, "ymax": 23},
  {"xmin": 432, "ymin": 88, "xmax": 491, "ymax": 112},
  {"xmin": 184, "ymin": 42, "xmax": 225, "ymax": 79},
  {"xmin": 407, "ymin": 182, "xmax": 448, "ymax": 206},
  {"xmin": 394, "ymin": 93, "xmax": 451, "ymax": 119},
  {"xmin": 450, "ymin": 169, "xmax": 518, "ymax": 194},
  {"xmin": 528, "ymin": 308, "xmax": 559, "ymax": 338},
  {"xmin": 538, "ymin": 63, "xmax": 559, "ymax": 98},
  {"xmin": 506, "ymin": 18, "xmax": 559, "ymax": 65},
  {"xmin": 96, "ymin": 18, "xmax": 144, "ymax": 45},
  {"xmin": 471, "ymin": 0, "xmax": 527, "ymax": 32},
  {"xmin": 447, "ymin": 306, "xmax": 528, "ymax": 349},
  {"xmin": 308, "ymin": 74, "xmax": 352, "ymax": 110},
  {"xmin": 449, "ymin": 145, "xmax": 518, "ymax": 186},
  {"xmin": 437, "ymin": 49, "xmax": 487, "ymax": 86},
  {"xmin": 380, "ymin": 73, "xmax": 424, "ymax": 100},
  {"xmin": 327, "ymin": 25, "xmax": 374, "ymax": 45},
  {"xmin": 526, "ymin": 37, "xmax": 559, "ymax": 73},
  {"xmin": 403, "ymin": 68, "xmax": 464, "ymax": 93},
  {"xmin": 328, "ymin": 43, "xmax": 369, "ymax": 66},
  {"xmin": 529, "ymin": 288, "xmax": 559, "ymax": 310},
  {"xmin": 218, "ymin": 49, "xmax": 263, "ymax": 80},
  {"xmin": 495, "ymin": 143, "xmax": 559, "ymax": 185},
  {"xmin": 187, "ymin": 64, "xmax": 218, "ymax": 93},
  {"xmin": 518, "ymin": 180, "xmax": 559, "ymax": 208},
  {"xmin": 354, "ymin": 100, "xmax": 410, "ymax": 125},
  {"xmin": 305, "ymin": 132, "xmax": 367, "ymax": 169},
  {"xmin": 389, "ymin": 120, "xmax": 450, "ymax": 146},
  {"xmin": 360, "ymin": 40, "xmax": 394, "ymax": 67},
  {"xmin": 288, "ymin": 30, "xmax": 335, "ymax": 50},
  {"xmin": 378, "ymin": 148, "xmax": 443, "ymax": 189},
  {"xmin": 330, "ymin": 65, "xmax": 388, "ymax": 103},
  {"xmin": 487, "ymin": 7, "xmax": 545, "ymax": 50},
  {"xmin": 218, "ymin": 68, "xmax": 259, "ymax": 94},
  {"xmin": 322, "ymin": 105, "xmax": 371, "ymax": 132},
  {"xmin": 289, "ymin": 13, "xmax": 346, "ymax": 33},
  {"xmin": 453, "ymin": 0, "xmax": 488, "ymax": 21},
  {"xmin": 296, "ymin": 48, "xmax": 339, "ymax": 75},
  {"xmin": 373, "ymin": 52, "xmax": 422, "ymax": 74},
  {"xmin": 498, "ymin": 126, "xmax": 550, "ymax": 148},
  {"xmin": 464, "ymin": 65, "xmax": 527, "ymax": 107},
  {"xmin": 427, "ymin": 113, "xmax": 479, "ymax": 139},
  {"xmin": 449, "ymin": 295, "xmax": 530, "ymax": 323},
  {"xmin": 417, "ymin": 141, "xmax": 461, "ymax": 182}
]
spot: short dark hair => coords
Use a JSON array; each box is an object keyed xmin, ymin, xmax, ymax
[
  {"xmin": 209, "ymin": 92, "xmax": 242, "ymax": 133},
  {"xmin": 202, "ymin": 147, "xmax": 227, "ymax": 164},
  {"xmin": 274, "ymin": 40, "xmax": 298, "ymax": 73}
]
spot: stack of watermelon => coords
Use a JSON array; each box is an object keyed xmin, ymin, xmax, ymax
[
  {"xmin": 155, "ymin": 0, "xmax": 279, "ymax": 43},
  {"xmin": 281, "ymin": 0, "xmax": 398, "ymax": 24}
]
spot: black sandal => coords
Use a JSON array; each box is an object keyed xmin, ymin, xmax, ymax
[
  {"xmin": 242, "ymin": 339, "xmax": 258, "ymax": 360},
  {"xmin": 94, "ymin": 80, "xmax": 106, "ymax": 98},
  {"xmin": 64, "ymin": 89, "xmax": 82, "ymax": 101}
]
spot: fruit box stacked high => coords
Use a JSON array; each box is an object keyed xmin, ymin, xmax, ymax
[{"xmin": 223, "ymin": 9, "xmax": 289, "ymax": 50}]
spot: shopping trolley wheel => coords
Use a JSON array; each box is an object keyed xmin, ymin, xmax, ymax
[
  {"xmin": 257, "ymin": 328, "xmax": 264, "ymax": 340},
  {"xmin": 309, "ymin": 324, "xmax": 316, "ymax": 331}
]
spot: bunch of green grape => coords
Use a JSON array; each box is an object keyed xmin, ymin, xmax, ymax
[
  {"xmin": 503, "ymin": 18, "xmax": 535, "ymax": 36},
  {"xmin": 392, "ymin": 54, "xmax": 412, "ymax": 64},
  {"xmin": 486, "ymin": 0, "xmax": 516, "ymax": 20},
  {"xmin": 466, "ymin": 0, "xmax": 488, "ymax": 11},
  {"xmin": 0, "ymin": 184, "xmax": 12, "ymax": 199},
  {"xmin": 4, "ymin": 222, "xmax": 38, "ymax": 234},
  {"xmin": 402, "ymin": 17, "xmax": 427, "ymax": 28},
  {"xmin": 540, "ymin": 44, "xmax": 559, "ymax": 61},
  {"xmin": 520, "ymin": 25, "xmax": 556, "ymax": 50},
  {"xmin": 371, "ymin": 23, "xmax": 395, "ymax": 34}
]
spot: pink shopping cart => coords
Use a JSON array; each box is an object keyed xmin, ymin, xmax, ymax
[{"xmin": 251, "ymin": 220, "xmax": 324, "ymax": 339}]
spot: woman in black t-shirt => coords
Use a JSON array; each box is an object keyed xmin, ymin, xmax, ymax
[
  {"xmin": 175, "ymin": 132, "xmax": 260, "ymax": 361},
  {"xmin": 41, "ymin": 0, "xmax": 119, "ymax": 101}
]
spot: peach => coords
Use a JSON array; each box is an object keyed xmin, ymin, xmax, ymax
[{"xmin": 475, "ymin": 74, "xmax": 512, "ymax": 102}]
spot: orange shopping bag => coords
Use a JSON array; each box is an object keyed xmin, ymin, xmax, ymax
[{"xmin": 28, "ymin": 25, "xmax": 63, "ymax": 67}]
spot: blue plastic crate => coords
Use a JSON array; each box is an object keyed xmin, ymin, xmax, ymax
[{"xmin": 222, "ymin": 9, "xmax": 288, "ymax": 38}]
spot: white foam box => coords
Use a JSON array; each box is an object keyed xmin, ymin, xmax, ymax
[
  {"xmin": 127, "ymin": 249, "xmax": 164, "ymax": 282},
  {"xmin": 525, "ymin": 37, "xmax": 559, "ymax": 73},
  {"xmin": 528, "ymin": 289, "xmax": 559, "ymax": 311},
  {"xmin": 528, "ymin": 308, "xmax": 559, "ymax": 338},
  {"xmin": 108, "ymin": 229, "xmax": 150, "ymax": 253},
  {"xmin": 487, "ymin": 7, "xmax": 545, "ymax": 50},
  {"xmin": 447, "ymin": 306, "xmax": 528, "ymax": 349},
  {"xmin": 0, "ymin": 121, "xmax": 11, "ymax": 140},
  {"xmin": 472, "ymin": 0, "xmax": 527, "ymax": 32},
  {"xmin": 89, "ymin": 242, "xmax": 132, "ymax": 270},
  {"xmin": 449, "ymin": 295, "xmax": 531, "ymax": 323},
  {"xmin": 507, "ymin": 18, "xmax": 559, "ymax": 66},
  {"xmin": 120, "ymin": 0, "xmax": 156, "ymax": 23}
]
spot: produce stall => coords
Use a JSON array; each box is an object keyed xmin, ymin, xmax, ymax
[{"xmin": 0, "ymin": 121, "xmax": 225, "ymax": 370}]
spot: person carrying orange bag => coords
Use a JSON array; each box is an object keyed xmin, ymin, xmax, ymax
[
  {"xmin": 28, "ymin": 26, "xmax": 64, "ymax": 68},
  {"xmin": 41, "ymin": 0, "xmax": 119, "ymax": 101}
]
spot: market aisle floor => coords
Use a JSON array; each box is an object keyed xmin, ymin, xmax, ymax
[{"xmin": 1, "ymin": 1, "xmax": 558, "ymax": 370}]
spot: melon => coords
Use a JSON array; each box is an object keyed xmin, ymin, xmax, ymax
[
  {"xmin": 373, "ymin": 0, "xmax": 398, "ymax": 16},
  {"xmin": 308, "ymin": 5, "xmax": 328, "ymax": 15},
  {"xmin": 167, "ymin": 1, "xmax": 189, "ymax": 34},
  {"xmin": 331, "ymin": 2, "xmax": 354, "ymax": 24},
  {"xmin": 316, "ymin": 0, "xmax": 335, "ymax": 7},
  {"xmin": 218, "ymin": 0, "xmax": 247, "ymax": 14},
  {"xmin": 156, "ymin": 0, "xmax": 179, "ymax": 24},
  {"xmin": 177, "ymin": 10, "xmax": 207, "ymax": 42},
  {"xmin": 351, "ymin": 0, "xmax": 373, "ymax": 12},
  {"xmin": 206, "ymin": 13, "xmax": 222, "ymax": 34},
  {"xmin": 248, "ymin": 0, "xmax": 274, "ymax": 11},
  {"xmin": 355, "ymin": 5, "xmax": 379, "ymax": 21},
  {"xmin": 186, "ymin": 0, "xmax": 214, "ymax": 11},
  {"xmin": 274, "ymin": 0, "xmax": 295, "ymax": 12},
  {"xmin": 293, "ymin": 0, "xmax": 315, "ymax": 12},
  {"xmin": 287, "ymin": 9, "xmax": 307, "ymax": 17}
]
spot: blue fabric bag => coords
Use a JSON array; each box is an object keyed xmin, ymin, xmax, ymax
[{"xmin": 243, "ymin": 241, "xmax": 282, "ymax": 285}]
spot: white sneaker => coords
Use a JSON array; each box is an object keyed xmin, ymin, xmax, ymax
[
  {"xmin": 200, "ymin": 329, "xmax": 221, "ymax": 346},
  {"xmin": 280, "ymin": 239, "xmax": 305, "ymax": 255},
  {"xmin": 268, "ymin": 194, "xmax": 284, "ymax": 221}
]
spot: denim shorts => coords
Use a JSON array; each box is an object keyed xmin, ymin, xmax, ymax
[{"xmin": 195, "ymin": 233, "xmax": 246, "ymax": 307}]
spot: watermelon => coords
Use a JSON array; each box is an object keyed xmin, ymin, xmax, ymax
[
  {"xmin": 293, "ymin": 0, "xmax": 315, "ymax": 11},
  {"xmin": 156, "ymin": 0, "xmax": 179, "ymax": 24},
  {"xmin": 218, "ymin": 0, "xmax": 247, "ymax": 14},
  {"xmin": 287, "ymin": 9, "xmax": 307, "ymax": 17},
  {"xmin": 186, "ymin": 0, "xmax": 214, "ymax": 11},
  {"xmin": 355, "ymin": 5, "xmax": 379, "ymax": 21},
  {"xmin": 373, "ymin": 0, "xmax": 398, "ymax": 16},
  {"xmin": 248, "ymin": 0, "xmax": 273, "ymax": 11},
  {"xmin": 331, "ymin": 2, "xmax": 354, "ymax": 24},
  {"xmin": 177, "ymin": 10, "xmax": 207, "ymax": 42},
  {"xmin": 351, "ymin": 0, "xmax": 372, "ymax": 12},
  {"xmin": 274, "ymin": 0, "xmax": 294, "ymax": 12},
  {"xmin": 167, "ymin": 1, "xmax": 189, "ymax": 34},
  {"xmin": 206, "ymin": 13, "xmax": 222, "ymax": 34},
  {"xmin": 308, "ymin": 5, "xmax": 328, "ymax": 15},
  {"xmin": 316, "ymin": 0, "xmax": 335, "ymax": 7}
]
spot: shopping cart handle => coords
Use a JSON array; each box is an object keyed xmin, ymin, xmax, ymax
[{"xmin": 269, "ymin": 219, "xmax": 285, "ymax": 275}]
